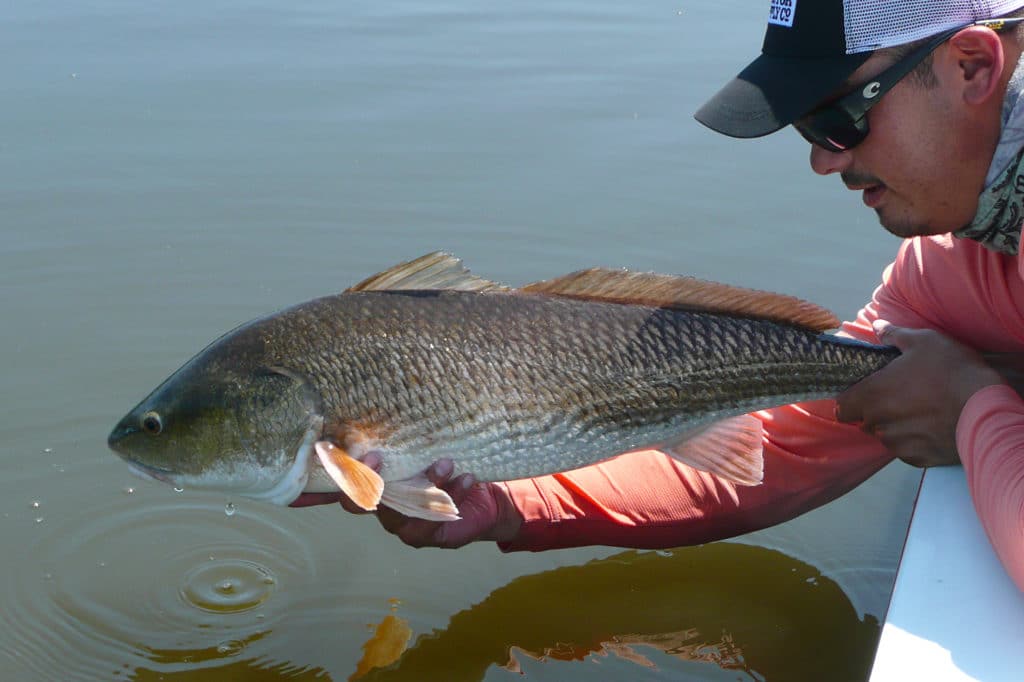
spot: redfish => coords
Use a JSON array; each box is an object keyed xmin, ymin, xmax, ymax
[{"xmin": 108, "ymin": 252, "xmax": 895, "ymax": 519}]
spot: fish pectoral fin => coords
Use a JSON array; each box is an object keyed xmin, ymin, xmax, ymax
[
  {"xmin": 380, "ymin": 475, "xmax": 461, "ymax": 522},
  {"xmin": 660, "ymin": 415, "xmax": 764, "ymax": 486},
  {"xmin": 314, "ymin": 441, "xmax": 384, "ymax": 511}
]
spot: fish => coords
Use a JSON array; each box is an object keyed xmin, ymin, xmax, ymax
[{"xmin": 107, "ymin": 252, "xmax": 897, "ymax": 520}]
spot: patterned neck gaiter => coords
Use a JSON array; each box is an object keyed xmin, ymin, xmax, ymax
[{"xmin": 954, "ymin": 52, "xmax": 1024, "ymax": 255}]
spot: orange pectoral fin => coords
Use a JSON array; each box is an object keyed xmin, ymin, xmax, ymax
[
  {"xmin": 315, "ymin": 441, "xmax": 385, "ymax": 511},
  {"xmin": 350, "ymin": 614, "xmax": 413, "ymax": 681}
]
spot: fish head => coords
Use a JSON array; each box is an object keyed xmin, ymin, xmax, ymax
[{"xmin": 108, "ymin": 355, "xmax": 323, "ymax": 505}]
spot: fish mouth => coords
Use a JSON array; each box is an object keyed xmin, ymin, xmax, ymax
[
  {"xmin": 107, "ymin": 420, "xmax": 177, "ymax": 484},
  {"xmin": 124, "ymin": 460, "xmax": 176, "ymax": 485}
]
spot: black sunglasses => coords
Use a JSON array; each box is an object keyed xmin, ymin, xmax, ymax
[{"xmin": 794, "ymin": 17, "xmax": 1024, "ymax": 153}]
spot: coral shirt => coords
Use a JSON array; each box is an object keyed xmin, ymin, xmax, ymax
[{"xmin": 499, "ymin": 235, "xmax": 1024, "ymax": 592}]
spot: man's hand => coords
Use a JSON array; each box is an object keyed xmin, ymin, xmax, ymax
[
  {"xmin": 835, "ymin": 320, "xmax": 1004, "ymax": 467},
  {"xmin": 291, "ymin": 456, "xmax": 523, "ymax": 548}
]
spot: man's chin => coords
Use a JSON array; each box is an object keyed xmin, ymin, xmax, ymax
[
  {"xmin": 874, "ymin": 202, "xmax": 967, "ymax": 239},
  {"xmin": 878, "ymin": 214, "xmax": 948, "ymax": 239}
]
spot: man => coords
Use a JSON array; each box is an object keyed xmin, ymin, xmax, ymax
[{"xmin": 296, "ymin": 1, "xmax": 1024, "ymax": 592}]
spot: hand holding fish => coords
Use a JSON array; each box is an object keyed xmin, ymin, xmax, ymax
[
  {"xmin": 835, "ymin": 321, "xmax": 1005, "ymax": 468},
  {"xmin": 373, "ymin": 459, "xmax": 522, "ymax": 548},
  {"xmin": 293, "ymin": 456, "xmax": 522, "ymax": 548}
]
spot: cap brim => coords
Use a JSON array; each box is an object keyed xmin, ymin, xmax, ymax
[{"xmin": 694, "ymin": 51, "xmax": 872, "ymax": 138}]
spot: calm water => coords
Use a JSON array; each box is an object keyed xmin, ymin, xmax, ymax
[{"xmin": 1, "ymin": 1, "xmax": 920, "ymax": 680}]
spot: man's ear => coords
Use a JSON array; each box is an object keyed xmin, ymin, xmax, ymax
[{"xmin": 946, "ymin": 26, "xmax": 1006, "ymax": 105}]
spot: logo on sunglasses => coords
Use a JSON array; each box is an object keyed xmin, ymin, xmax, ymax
[
  {"xmin": 863, "ymin": 82, "xmax": 882, "ymax": 98},
  {"xmin": 768, "ymin": 0, "xmax": 796, "ymax": 27}
]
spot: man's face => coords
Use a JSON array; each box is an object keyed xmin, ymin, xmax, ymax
[{"xmin": 806, "ymin": 47, "xmax": 999, "ymax": 238}]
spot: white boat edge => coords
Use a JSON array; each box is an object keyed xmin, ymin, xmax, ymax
[{"xmin": 869, "ymin": 466, "xmax": 1024, "ymax": 681}]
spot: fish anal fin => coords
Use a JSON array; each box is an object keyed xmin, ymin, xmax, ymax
[
  {"xmin": 521, "ymin": 269, "xmax": 839, "ymax": 331},
  {"xmin": 660, "ymin": 415, "xmax": 764, "ymax": 486},
  {"xmin": 345, "ymin": 252, "xmax": 509, "ymax": 293},
  {"xmin": 381, "ymin": 475, "xmax": 461, "ymax": 522},
  {"xmin": 314, "ymin": 441, "xmax": 385, "ymax": 511}
]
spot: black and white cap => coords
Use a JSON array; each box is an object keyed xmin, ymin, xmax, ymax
[{"xmin": 695, "ymin": 0, "xmax": 1024, "ymax": 138}]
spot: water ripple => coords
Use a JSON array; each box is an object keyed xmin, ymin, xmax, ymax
[{"xmin": 7, "ymin": 493, "xmax": 321, "ymax": 680}]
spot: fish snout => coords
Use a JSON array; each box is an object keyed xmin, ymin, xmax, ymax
[{"xmin": 107, "ymin": 416, "xmax": 138, "ymax": 455}]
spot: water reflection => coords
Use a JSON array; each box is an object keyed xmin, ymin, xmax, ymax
[
  {"xmin": 360, "ymin": 543, "xmax": 880, "ymax": 681},
  {"xmin": 350, "ymin": 613, "xmax": 414, "ymax": 681},
  {"xmin": 9, "ymin": 493, "xmax": 880, "ymax": 682}
]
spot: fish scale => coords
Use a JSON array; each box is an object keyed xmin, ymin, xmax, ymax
[{"xmin": 255, "ymin": 290, "xmax": 890, "ymax": 483}]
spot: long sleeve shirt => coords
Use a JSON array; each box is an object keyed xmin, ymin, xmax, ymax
[{"xmin": 498, "ymin": 234, "xmax": 1024, "ymax": 592}]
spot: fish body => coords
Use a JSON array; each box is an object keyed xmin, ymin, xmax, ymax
[{"xmin": 108, "ymin": 253, "xmax": 897, "ymax": 518}]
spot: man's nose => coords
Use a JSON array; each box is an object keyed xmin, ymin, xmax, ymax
[{"xmin": 809, "ymin": 144, "xmax": 853, "ymax": 176}]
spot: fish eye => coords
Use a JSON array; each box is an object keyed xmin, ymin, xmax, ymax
[{"xmin": 141, "ymin": 411, "xmax": 163, "ymax": 435}]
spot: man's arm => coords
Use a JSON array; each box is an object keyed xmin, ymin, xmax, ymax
[
  {"xmin": 314, "ymin": 401, "xmax": 892, "ymax": 552},
  {"xmin": 339, "ymin": 335, "xmax": 1024, "ymax": 555},
  {"xmin": 958, "ymin": 385, "xmax": 1024, "ymax": 592},
  {"xmin": 835, "ymin": 321, "xmax": 1024, "ymax": 592},
  {"xmin": 833, "ymin": 236, "xmax": 1024, "ymax": 591},
  {"xmin": 321, "ymin": 237, "xmax": 1024, "ymax": 557},
  {"xmin": 499, "ymin": 402, "xmax": 890, "ymax": 551},
  {"xmin": 315, "ymin": 274, "xmax": 903, "ymax": 551}
]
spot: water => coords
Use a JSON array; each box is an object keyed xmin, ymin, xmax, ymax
[{"xmin": 0, "ymin": 1, "xmax": 920, "ymax": 680}]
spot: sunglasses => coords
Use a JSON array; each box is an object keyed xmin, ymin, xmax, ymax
[{"xmin": 794, "ymin": 17, "xmax": 1024, "ymax": 153}]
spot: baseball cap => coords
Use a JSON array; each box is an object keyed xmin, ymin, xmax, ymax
[{"xmin": 695, "ymin": 0, "xmax": 1024, "ymax": 138}]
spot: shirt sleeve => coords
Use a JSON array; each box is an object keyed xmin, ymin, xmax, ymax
[
  {"xmin": 498, "ymin": 235, "xmax": 1019, "ymax": 554},
  {"xmin": 957, "ymin": 384, "xmax": 1024, "ymax": 592},
  {"xmin": 498, "ymin": 402, "xmax": 889, "ymax": 551},
  {"xmin": 498, "ymin": 293, "xmax": 901, "ymax": 553}
]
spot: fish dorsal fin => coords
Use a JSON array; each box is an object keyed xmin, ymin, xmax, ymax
[
  {"xmin": 346, "ymin": 252, "xmax": 509, "ymax": 293},
  {"xmin": 521, "ymin": 268, "xmax": 839, "ymax": 331}
]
